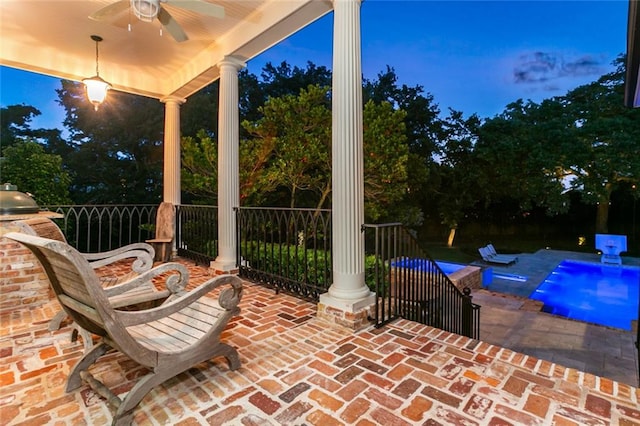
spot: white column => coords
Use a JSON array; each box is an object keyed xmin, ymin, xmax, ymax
[
  {"xmin": 161, "ymin": 96, "xmax": 185, "ymax": 205},
  {"xmin": 321, "ymin": 0, "xmax": 373, "ymax": 308},
  {"xmin": 212, "ymin": 56, "xmax": 245, "ymax": 272}
]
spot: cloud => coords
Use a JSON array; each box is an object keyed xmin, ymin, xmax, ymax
[
  {"xmin": 513, "ymin": 51, "xmax": 606, "ymax": 89},
  {"xmin": 514, "ymin": 52, "xmax": 557, "ymax": 83},
  {"xmin": 560, "ymin": 56, "xmax": 603, "ymax": 77}
]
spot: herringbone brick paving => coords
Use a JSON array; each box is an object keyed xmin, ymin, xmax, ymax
[{"xmin": 1, "ymin": 259, "xmax": 639, "ymax": 425}]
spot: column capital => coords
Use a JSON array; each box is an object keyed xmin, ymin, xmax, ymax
[
  {"xmin": 217, "ymin": 56, "xmax": 246, "ymax": 71},
  {"xmin": 160, "ymin": 96, "xmax": 186, "ymax": 105}
]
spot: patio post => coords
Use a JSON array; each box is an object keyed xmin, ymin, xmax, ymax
[
  {"xmin": 318, "ymin": 0, "xmax": 375, "ymax": 330},
  {"xmin": 161, "ymin": 96, "xmax": 185, "ymax": 206},
  {"xmin": 211, "ymin": 56, "xmax": 245, "ymax": 274}
]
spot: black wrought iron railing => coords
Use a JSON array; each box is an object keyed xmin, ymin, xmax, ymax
[
  {"xmin": 236, "ymin": 207, "xmax": 332, "ymax": 301},
  {"xmin": 44, "ymin": 205, "xmax": 479, "ymax": 339},
  {"xmin": 44, "ymin": 205, "xmax": 157, "ymax": 253},
  {"xmin": 175, "ymin": 204, "xmax": 218, "ymax": 265},
  {"xmin": 362, "ymin": 223, "xmax": 480, "ymax": 339}
]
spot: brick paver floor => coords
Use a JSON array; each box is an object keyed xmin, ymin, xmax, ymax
[{"xmin": 1, "ymin": 259, "xmax": 639, "ymax": 425}]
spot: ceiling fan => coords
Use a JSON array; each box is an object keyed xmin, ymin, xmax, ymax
[{"xmin": 90, "ymin": 0, "xmax": 225, "ymax": 42}]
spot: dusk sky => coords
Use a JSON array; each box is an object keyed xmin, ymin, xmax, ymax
[{"xmin": 0, "ymin": 1, "xmax": 629, "ymax": 132}]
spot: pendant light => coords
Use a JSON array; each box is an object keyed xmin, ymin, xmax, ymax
[{"xmin": 83, "ymin": 35, "xmax": 111, "ymax": 111}]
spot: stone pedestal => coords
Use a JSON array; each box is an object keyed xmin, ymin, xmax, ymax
[{"xmin": 317, "ymin": 293, "xmax": 376, "ymax": 331}]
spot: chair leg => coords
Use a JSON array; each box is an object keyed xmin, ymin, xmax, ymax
[
  {"xmin": 111, "ymin": 344, "xmax": 241, "ymax": 424},
  {"xmin": 112, "ymin": 370, "xmax": 172, "ymax": 426},
  {"xmin": 70, "ymin": 323, "xmax": 95, "ymax": 352},
  {"xmin": 48, "ymin": 310, "xmax": 67, "ymax": 331},
  {"xmin": 67, "ymin": 342, "xmax": 110, "ymax": 392},
  {"xmin": 218, "ymin": 343, "xmax": 241, "ymax": 371}
]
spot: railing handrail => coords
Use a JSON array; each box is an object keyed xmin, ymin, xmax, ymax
[
  {"xmin": 236, "ymin": 206, "xmax": 332, "ymax": 301},
  {"xmin": 43, "ymin": 204, "xmax": 158, "ymax": 253},
  {"xmin": 363, "ymin": 222, "xmax": 480, "ymax": 339},
  {"xmin": 237, "ymin": 206, "xmax": 332, "ymax": 213},
  {"xmin": 44, "ymin": 204, "xmax": 479, "ymax": 339}
]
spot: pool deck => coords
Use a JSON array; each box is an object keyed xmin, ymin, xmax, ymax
[
  {"xmin": 471, "ymin": 249, "xmax": 640, "ymax": 387},
  {"xmin": 473, "ymin": 249, "xmax": 640, "ymax": 298}
]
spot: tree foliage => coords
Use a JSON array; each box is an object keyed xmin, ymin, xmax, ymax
[
  {"xmin": 1, "ymin": 139, "xmax": 72, "ymax": 205},
  {"xmin": 560, "ymin": 57, "xmax": 640, "ymax": 232},
  {"xmin": 475, "ymin": 98, "xmax": 571, "ymax": 216},
  {"xmin": 241, "ymin": 84, "xmax": 332, "ymax": 208},
  {"xmin": 473, "ymin": 55, "xmax": 640, "ymax": 234},
  {"xmin": 182, "ymin": 83, "xmax": 410, "ymax": 222},
  {"xmin": 364, "ymin": 67, "xmax": 443, "ymax": 224},
  {"xmin": 181, "ymin": 130, "xmax": 218, "ymax": 205},
  {"xmin": 57, "ymin": 80, "xmax": 164, "ymax": 203},
  {"xmin": 1, "ymin": 105, "xmax": 41, "ymax": 148},
  {"xmin": 362, "ymin": 100, "xmax": 409, "ymax": 221},
  {"xmin": 433, "ymin": 109, "xmax": 482, "ymax": 245},
  {"xmin": 7, "ymin": 54, "xmax": 636, "ymax": 242}
]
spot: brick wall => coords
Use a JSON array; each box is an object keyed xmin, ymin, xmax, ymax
[
  {"xmin": 448, "ymin": 266, "xmax": 482, "ymax": 291},
  {"xmin": 0, "ymin": 222, "xmax": 53, "ymax": 315}
]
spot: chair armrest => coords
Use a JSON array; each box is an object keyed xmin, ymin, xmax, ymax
[
  {"xmin": 116, "ymin": 275, "xmax": 243, "ymax": 327},
  {"xmin": 82, "ymin": 243, "xmax": 155, "ymax": 273},
  {"xmin": 104, "ymin": 262, "xmax": 190, "ymax": 298}
]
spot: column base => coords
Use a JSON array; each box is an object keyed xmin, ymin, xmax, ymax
[
  {"xmin": 209, "ymin": 259, "xmax": 239, "ymax": 275},
  {"xmin": 317, "ymin": 292, "xmax": 376, "ymax": 331}
]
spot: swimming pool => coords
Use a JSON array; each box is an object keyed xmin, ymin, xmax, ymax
[
  {"xmin": 391, "ymin": 259, "xmax": 465, "ymax": 275},
  {"xmin": 530, "ymin": 260, "xmax": 640, "ymax": 330}
]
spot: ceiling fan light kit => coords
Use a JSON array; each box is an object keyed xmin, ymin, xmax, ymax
[
  {"xmin": 131, "ymin": 0, "xmax": 160, "ymax": 22},
  {"xmin": 90, "ymin": 0, "xmax": 225, "ymax": 43}
]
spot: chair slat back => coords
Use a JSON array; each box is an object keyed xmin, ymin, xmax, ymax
[
  {"xmin": 155, "ymin": 202, "xmax": 175, "ymax": 240},
  {"xmin": 6, "ymin": 233, "xmax": 109, "ymax": 335},
  {"xmin": 6, "ymin": 232, "xmax": 158, "ymax": 366}
]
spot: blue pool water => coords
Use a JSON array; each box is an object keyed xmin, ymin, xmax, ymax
[
  {"xmin": 392, "ymin": 259, "xmax": 465, "ymax": 275},
  {"xmin": 530, "ymin": 260, "xmax": 640, "ymax": 330},
  {"xmin": 436, "ymin": 261, "xmax": 465, "ymax": 275},
  {"xmin": 393, "ymin": 259, "xmax": 493, "ymax": 287}
]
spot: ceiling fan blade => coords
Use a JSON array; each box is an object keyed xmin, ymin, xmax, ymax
[
  {"xmin": 157, "ymin": 7, "xmax": 188, "ymax": 42},
  {"xmin": 166, "ymin": 0, "xmax": 225, "ymax": 18},
  {"xmin": 89, "ymin": 0, "xmax": 130, "ymax": 21}
]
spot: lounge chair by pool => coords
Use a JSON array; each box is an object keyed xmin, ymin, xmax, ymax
[
  {"xmin": 486, "ymin": 244, "xmax": 518, "ymax": 263},
  {"xmin": 478, "ymin": 246, "xmax": 517, "ymax": 265}
]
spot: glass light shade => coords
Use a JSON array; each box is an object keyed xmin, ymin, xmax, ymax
[
  {"xmin": 131, "ymin": 0, "xmax": 159, "ymax": 22},
  {"xmin": 83, "ymin": 75, "xmax": 111, "ymax": 111}
]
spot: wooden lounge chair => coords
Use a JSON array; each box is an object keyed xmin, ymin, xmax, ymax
[
  {"xmin": 6, "ymin": 232, "xmax": 243, "ymax": 426},
  {"xmin": 12, "ymin": 217, "xmax": 160, "ymax": 350}
]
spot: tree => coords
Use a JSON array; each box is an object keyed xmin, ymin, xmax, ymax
[
  {"xmin": 0, "ymin": 105, "xmax": 41, "ymax": 148},
  {"xmin": 259, "ymin": 61, "xmax": 332, "ymax": 100},
  {"xmin": 242, "ymin": 84, "xmax": 332, "ymax": 209},
  {"xmin": 182, "ymin": 84, "xmax": 410, "ymax": 222},
  {"xmin": 475, "ymin": 98, "xmax": 573, "ymax": 217},
  {"xmin": 471, "ymin": 55, "xmax": 640, "ymax": 235},
  {"xmin": 560, "ymin": 56, "xmax": 640, "ymax": 233},
  {"xmin": 57, "ymin": 80, "xmax": 164, "ymax": 203},
  {"xmin": 364, "ymin": 67, "xmax": 444, "ymax": 226},
  {"xmin": 181, "ymin": 130, "xmax": 218, "ymax": 205},
  {"xmin": 0, "ymin": 139, "xmax": 72, "ymax": 205},
  {"xmin": 362, "ymin": 100, "xmax": 409, "ymax": 222},
  {"xmin": 435, "ymin": 109, "xmax": 482, "ymax": 246}
]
